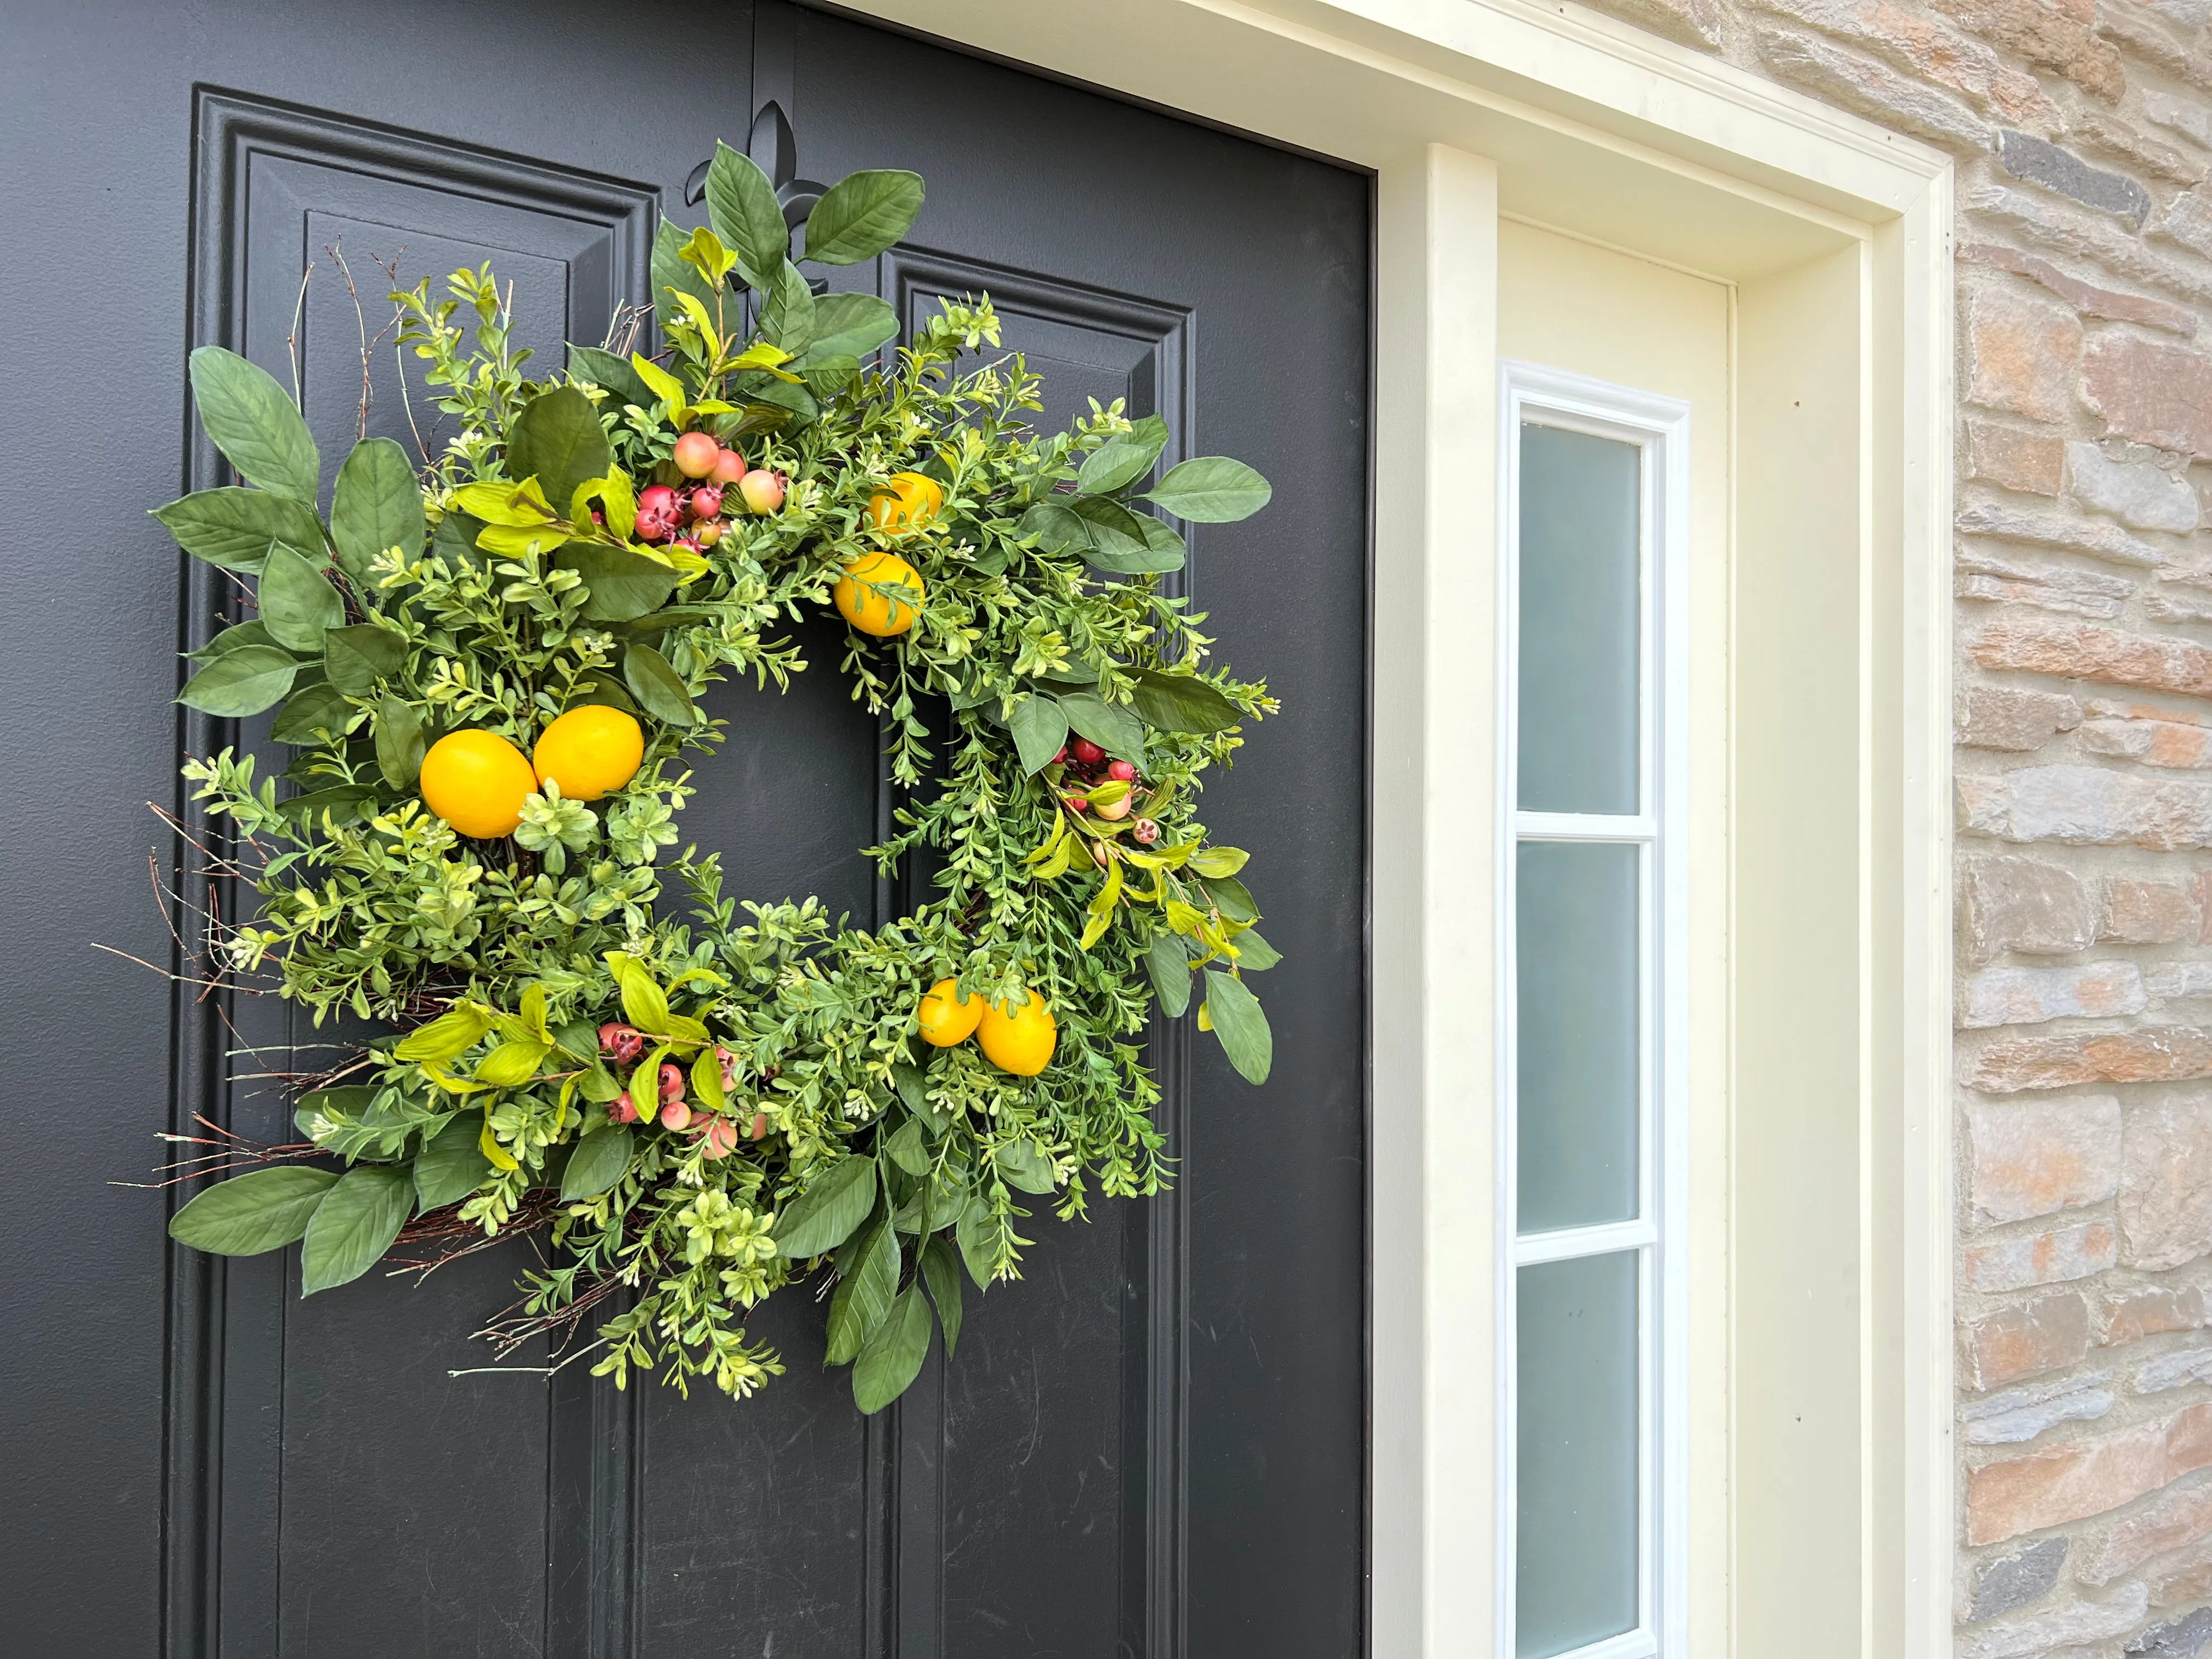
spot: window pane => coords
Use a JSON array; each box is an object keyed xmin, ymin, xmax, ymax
[
  {"xmin": 1516, "ymin": 840, "xmax": 1639, "ymax": 1233},
  {"xmin": 1517, "ymin": 422, "xmax": 1640, "ymax": 815},
  {"xmin": 1516, "ymin": 1251, "xmax": 1640, "ymax": 1659}
]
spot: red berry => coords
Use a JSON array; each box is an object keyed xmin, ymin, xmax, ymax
[
  {"xmin": 1070, "ymin": 737, "xmax": 1105, "ymax": 767},
  {"xmin": 611, "ymin": 1090, "xmax": 640, "ymax": 1125},
  {"xmin": 672, "ymin": 537, "xmax": 703, "ymax": 555},
  {"xmin": 1051, "ymin": 746, "xmax": 1069, "ymax": 766},
  {"xmin": 634, "ymin": 484, "xmax": 681, "ymax": 542},
  {"xmin": 1132, "ymin": 817, "xmax": 1161, "ymax": 845},
  {"xmin": 658, "ymin": 1062, "xmax": 685, "ymax": 1102},
  {"xmin": 673, "ymin": 431, "xmax": 720, "ymax": 478},
  {"xmin": 1064, "ymin": 792, "xmax": 1091, "ymax": 813},
  {"xmin": 687, "ymin": 484, "xmax": 722, "ymax": 520},
  {"xmin": 637, "ymin": 484, "xmax": 677, "ymax": 514},
  {"xmin": 737, "ymin": 469, "xmax": 786, "ymax": 514},
  {"xmin": 659, "ymin": 1097, "xmax": 693, "ymax": 1132},
  {"xmin": 599, "ymin": 1023, "xmax": 646, "ymax": 1064},
  {"xmin": 709, "ymin": 447, "xmax": 747, "ymax": 486},
  {"xmin": 1107, "ymin": 759, "xmax": 1137, "ymax": 782}
]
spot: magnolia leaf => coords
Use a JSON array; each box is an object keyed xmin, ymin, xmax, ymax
[
  {"xmin": 298, "ymin": 1165, "xmax": 412, "ymax": 1296},
  {"xmin": 168, "ymin": 1165, "xmax": 337, "ymax": 1256},
  {"xmin": 803, "ymin": 170, "xmax": 925, "ymax": 266},
  {"xmin": 393, "ymin": 1005, "xmax": 492, "ymax": 1063},
  {"xmin": 1076, "ymin": 413, "xmax": 1170, "ymax": 496},
  {"xmin": 1231, "ymin": 928, "xmax": 1283, "ymax": 971},
  {"xmin": 373, "ymin": 696, "xmax": 425, "ymax": 789},
  {"xmin": 1057, "ymin": 693, "xmax": 1145, "ymax": 761},
  {"xmin": 188, "ymin": 346, "xmax": 320, "ymax": 501},
  {"xmin": 1007, "ymin": 693, "xmax": 1070, "ymax": 776},
  {"xmin": 567, "ymin": 343, "xmax": 655, "ymax": 408},
  {"xmin": 883, "ymin": 1118, "xmax": 930, "ymax": 1177},
  {"xmin": 270, "ymin": 681, "xmax": 352, "ymax": 746},
  {"xmin": 257, "ymin": 543, "xmax": 344, "ymax": 654},
  {"xmin": 761, "ymin": 259, "xmax": 816, "ymax": 358},
  {"xmin": 804, "ymin": 292, "xmax": 901, "ymax": 362},
  {"xmin": 920, "ymin": 1235, "xmax": 964, "ymax": 1359},
  {"xmin": 505, "ymin": 385, "xmax": 612, "ymax": 511},
  {"xmin": 651, "ymin": 219, "xmax": 722, "ymax": 328},
  {"xmin": 1203, "ymin": 970, "xmax": 1273, "ymax": 1085},
  {"xmin": 331, "ymin": 438, "xmax": 424, "ymax": 583},
  {"xmin": 1121, "ymin": 666, "xmax": 1240, "ymax": 734},
  {"xmin": 279, "ymin": 783, "xmax": 376, "ymax": 828},
  {"xmin": 1197, "ymin": 872, "xmax": 1259, "ymax": 924},
  {"xmin": 775, "ymin": 1155, "xmax": 879, "ymax": 1258},
  {"xmin": 1017, "ymin": 501, "xmax": 1090, "ymax": 556},
  {"xmin": 703, "ymin": 140, "xmax": 788, "ymax": 283},
  {"xmin": 1142, "ymin": 456, "xmax": 1272, "ymax": 522},
  {"xmin": 955, "ymin": 1195, "xmax": 998, "ymax": 1288},
  {"xmin": 413, "ymin": 1114, "xmax": 492, "ymax": 1210},
  {"xmin": 623, "ymin": 643, "xmax": 697, "ymax": 726},
  {"xmin": 559, "ymin": 1125, "xmax": 634, "ymax": 1200},
  {"xmin": 993, "ymin": 1139, "xmax": 1057, "ymax": 1195},
  {"xmin": 826, "ymin": 1210, "xmax": 899, "ymax": 1363},
  {"xmin": 1144, "ymin": 933, "xmax": 1194, "ymax": 1017},
  {"xmin": 853, "ymin": 1286, "xmax": 933, "ymax": 1414},
  {"xmin": 178, "ymin": 645, "xmax": 298, "ymax": 716},
  {"xmin": 323, "ymin": 622, "xmax": 408, "ymax": 695},
  {"xmin": 560, "ymin": 544, "xmax": 678, "ymax": 623},
  {"xmin": 153, "ymin": 487, "xmax": 325, "ymax": 571}
]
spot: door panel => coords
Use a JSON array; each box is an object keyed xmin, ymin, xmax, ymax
[{"xmin": 0, "ymin": 4, "xmax": 1369, "ymax": 1655}]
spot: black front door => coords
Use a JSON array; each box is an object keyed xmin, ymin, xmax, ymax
[{"xmin": 0, "ymin": 4, "xmax": 1369, "ymax": 1655}]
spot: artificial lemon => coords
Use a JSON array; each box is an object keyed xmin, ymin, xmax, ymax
[
  {"xmin": 833, "ymin": 551, "xmax": 926, "ymax": 637},
  {"xmin": 419, "ymin": 729, "xmax": 537, "ymax": 839},
  {"xmin": 865, "ymin": 471, "xmax": 944, "ymax": 535},
  {"xmin": 532, "ymin": 705, "xmax": 644, "ymax": 802},
  {"xmin": 917, "ymin": 977, "xmax": 985, "ymax": 1047},
  {"xmin": 977, "ymin": 989, "xmax": 1057, "ymax": 1076}
]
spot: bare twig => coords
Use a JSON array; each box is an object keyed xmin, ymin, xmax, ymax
[{"xmin": 284, "ymin": 260, "xmax": 314, "ymax": 409}]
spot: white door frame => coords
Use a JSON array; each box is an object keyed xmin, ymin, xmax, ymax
[{"xmin": 828, "ymin": 3, "xmax": 1956, "ymax": 1652}]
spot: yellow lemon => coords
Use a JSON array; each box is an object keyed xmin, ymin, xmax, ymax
[
  {"xmin": 419, "ymin": 729, "xmax": 537, "ymax": 839},
  {"xmin": 532, "ymin": 705, "xmax": 644, "ymax": 802},
  {"xmin": 977, "ymin": 989, "xmax": 1057, "ymax": 1077},
  {"xmin": 865, "ymin": 471, "xmax": 944, "ymax": 535},
  {"xmin": 833, "ymin": 551, "xmax": 926, "ymax": 637},
  {"xmin": 917, "ymin": 978, "xmax": 985, "ymax": 1047}
]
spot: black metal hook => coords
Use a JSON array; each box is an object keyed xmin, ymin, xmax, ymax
[{"xmin": 683, "ymin": 101, "xmax": 830, "ymax": 290}]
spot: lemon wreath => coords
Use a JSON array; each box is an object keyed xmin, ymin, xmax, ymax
[{"xmin": 156, "ymin": 143, "xmax": 1277, "ymax": 1410}]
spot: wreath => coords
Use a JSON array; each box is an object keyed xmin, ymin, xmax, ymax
[{"xmin": 154, "ymin": 142, "xmax": 1278, "ymax": 1411}]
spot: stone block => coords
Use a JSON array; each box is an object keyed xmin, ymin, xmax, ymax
[
  {"xmin": 1965, "ymin": 1218, "xmax": 2118, "ymax": 1290},
  {"xmin": 2084, "ymin": 335, "xmax": 2212, "ymax": 460},
  {"xmin": 1966, "ymin": 1536, "xmax": 2068, "ymax": 1621},
  {"xmin": 2072, "ymin": 110, "xmax": 2207, "ymax": 186},
  {"xmin": 1964, "ymin": 180, "xmax": 2212, "ymax": 311},
  {"xmin": 1959, "ymin": 498, "xmax": 2164, "ymax": 565},
  {"xmin": 1757, "ymin": 25, "xmax": 1997, "ymax": 150},
  {"xmin": 2068, "ymin": 442, "xmax": 2203, "ymax": 531},
  {"xmin": 2147, "ymin": 962, "xmax": 2212, "ymax": 1000},
  {"xmin": 1955, "ymin": 1581, "xmax": 2147, "ymax": 1659},
  {"xmin": 2081, "ymin": 717, "xmax": 2212, "ymax": 771},
  {"xmin": 1970, "ymin": 1026, "xmax": 2212, "ymax": 1091},
  {"xmin": 1935, "ymin": 0, "xmax": 2126, "ymax": 100},
  {"xmin": 1965, "ymin": 1401, "xmax": 2212, "ymax": 1543},
  {"xmin": 2163, "ymin": 187, "xmax": 2212, "ymax": 266},
  {"xmin": 1957, "ymin": 765, "xmax": 2212, "ymax": 853},
  {"xmin": 2078, "ymin": 1469, "xmax": 2212, "ymax": 1583},
  {"xmin": 2137, "ymin": 1344, "xmax": 2212, "ymax": 1392},
  {"xmin": 1967, "ymin": 417, "xmax": 2068, "ymax": 493},
  {"xmin": 1966, "ymin": 278, "xmax": 2084, "ymax": 422},
  {"xmin": 1745, "ymin": 0, "xmax": 2052, "ymax": 118},
  {"xmin": 1959, "ymin": 684, "xmax": 2084, "ymax": 751},
  {"xmin": 2101, "ymin": 1284, "xmax": 2208, "ymax": 1346},
  {"xmin": 2104, "ymin": 876, "xmax": 2207, "ymax": 941},
  {"xmin": 1963, "ymin": 1290, "xmax": 2095, "ymax": 1388},
  {"xmin": 2123, "ymin": 1094, "xmax": 2212, "ymax": 1268},
  {"xmin": 1971, "ymin": 616, "xmax": 2212, "ymax": 698},
  {"xmin": 1961, "ymin": 961, "xmax": 2146, "ymax": 1026},
  {"xmin": 1969, "ymin": 1095, "xmax": 2123, "ymax": 1218},
  {"xmin": 2145, "ymin": 87, "xmax": 2212, "ymax": 151},
  {"xmin": 1997, "ymin": 131, "xmax": 2152, "ymax": 225},
  {"xmin": 1959, "ymin": 241, "xmax": 2198, "ymax": 335},
  {"xmin": 2130, "ymin": 1605, "xmax": 2212, "ymax": 1657},
  {"xmin": 1963, "ymin": 1373, "xmax": 2115, "ymax": 1442},
  {"xmin": 1961, "ymin": 854, "xmax": 2098, "ymax": 960}
]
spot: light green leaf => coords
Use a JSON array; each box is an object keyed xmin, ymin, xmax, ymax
[
  {"xmin": 826, "ymin": 1213, "xmax": 900, "ymax": 1364},
  {"xmin": 994, "ymin": 1139, "xmax": 1058, "ymax": 1195},
  {"xmin": 1144, "ymin": 932, "xmax": 1193, "ymax": 1018},
  {"xmin": 393, "ymin": 1005, "xmax": 492, "ymax": 1063},
  {"xmin": 955, "ymin": 1195, "xmax": 1000, "ymax": 1288},
  {"xmin": 153, "ymin": 487, "xmax": 325, "ymax": 571},
  {"xmin": 559, "ymin": 544, "xmax": 679, "ymax": 623},
  {"xmin": 413, "ymin": 1114, "xmax": 492, "ymax": 1210},
  {"xmin": 775, "ymin": 1155, "xmax": 881, "ymax": 1258},
  {"xmin": 803, "ymin": 170, "xmax": 925, "ymax": 266},
  {"xmin": 761, "ymin": 258, "xmax": 816, "ymax": 358},
  {"xmin": 884, "ymin": 1118, "xmax": 930, "ymax": 1176},
  {"xmin": 703, "ymin": 141, "xmax": 789, "ymax": 283},
  {"xmin": 690, "ymin": 1047, "xmax": 727, "ymax": 1113},
  {"xmin": 623, "ymin": 643, "xmax": 697, "ymax": 726},
  {"xmin": 505, "ymin": 386, "xmax": 612, "ymax": 512},
  {"xmin": 256, "ymin": 544, "xmax": 344, "ymax": 654},
  {"xmin": 191, "ymin": 620, "xmax": 277, "ymax": 662},
  {"xmin": 1189, "ymin": 845, "xmax": 1249, "ymax": 878},
  {"xmin": 920, "ymin": 1235, "xmax": 964, "ymax": 1359},
  {"xmin": 606, "ymin": 952, "xmax": 673, "ymax": 1035},
  {"xmin": 188, "ymin": 346, "xmax": 320, "ymax": 501},
  {"xmin": 1121, "ymin": 666, "xmax": 1241, "ymax": 734},
  {"xmin": 270, "ymin": 681, "xmax": 353, "ymax": 746},
  {"xmin": 331, "ymin": 438, "xmax": 423, "ymax": 583},
  {"xmin": 1008, "ymin": 693, "xmax": 1070, "ymax": 776},
  {"xmin": 168, "ymin": 1165, "xmax": 337, "ymax": 1255},
  {"xmin": 1231, "ymin": 928, "xmax": 1282, "ymax": 971},
  {"xmin": 1203, "ymin": 970, "xmax": 1273, "ymax": 1085},
  {"xmin": 323, "ymin": 623, "xmax": 408, "ymax": 695},
  {"xmin": 373, "ymin": 696, "xmax": 425, "ymax": 789},
  {"xmin": 651, "ymin": 219, "xmax": 722, "ymax": 328},
  {"xmin": 853, "ymin": 1285, "xmax": 933, "ymax": 1413},
  {"xmin": 178, "ymin": 645, "xmax": 298, "ymax": 716},
  {"xmin": 1076, "ymin": 413, "xmax": 1170, "ymax": 496},
  {"xmin": 1017, "ymin": 500, "xmax": 1090, "ymax": 556},
  {"xmin": 299, "ymin": 1164, "xmax": 412, "ymax": 1296},
  {"xmin": 559, "ymin": 1125, "xmax": 634, "ymax": 1199},
  {"xmin": 278, "ymin": 783, "xmax": 376, "ymax": 827},
  {"xmin": 473, "ymin": 1040, "xmax": 549, "ymax": 1088},
  {"xmin": 1057, "ymin": 692, "xmax": 1145, "ymax": 761},
  {"xmin": 1141, "ymin": 455, "xmax": 1272, "ymax": 522},
  {"xmin": 804, "ymin": 292, "xmax": 901, "ymax": 362},
  {"xmin": 1197, "ymin": 872, "xmax": 1258, "ymax": 924}
]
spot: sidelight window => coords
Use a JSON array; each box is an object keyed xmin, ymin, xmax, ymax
[{"xmin": 1498, "ymin": 364, "xmax": 1689, "ymax": 1659}]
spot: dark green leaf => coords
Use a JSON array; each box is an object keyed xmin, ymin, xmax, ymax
[
  {"xmin": 825, "ymin": 1214, "xmax": 900, "ymax": 1364},
  {"xmin": 567, "ymin": 669, "xmax": 641, "ymax": 715},
  {"xmin": 373, "ymin": 697, "xmax": 425, "ymax": 789},
  {"xmin": 558, "ymin": 544, "xmax": 679, "ymax": 622},
  {"xmin": 256, "ymin": 543, "xmax": 344, "ymax": 654},
  {"xmin": 567, "ymin": 343, "xmax": 656, "ymax": 408},
  {"xmin": 270, "ymin": 681, "xmax": 353, "ymax": 744},
  {"xmin": 735, "ymin": 372, "xmax": 819, "ymax": 428},
  {"xmin": 505, "ymin": 386, "xmax": 612, "ymax": 513},
  {"xmin": 761, "ymin": 259, "xmax": 816, "ymax": 358},
  {"xmin": 1068, "ymin": 495, "xmax": 1149, "ymax": 558},
  {"xmin": 703, "ymin": 141, "xmax": 788, "ymax": 284},
  {"xmin": 188, "ymin": 346, "xmax": 319, "ymax": 501},
  {"xmin": 279, "ymin": 783, "xmax": 377, "ymax": 828},
  {"xmin": 1231, "ymin": 928, "xmax": 1282, "ymax": 970},
  {"xmin": 299, "ymin": 1164, "xmax": 412, "ymax": 1295},
  {"xmin": 1056, "ymin": 693, "xmax": 1145, "ymax": 760},
  {"xmin": 1121, "ymin": 666, "xmax": 1241, "ymax": 734},
  {"xmin": 168, "ymin": 1165, "xmax": 337, "ymax": 1255},
  {"xmin": 802, "ymin": 170, "xmax": 924, "ymax": 266},
  {"xmin": 804, "ymin": 292, "xmax": 901, "ymax": 362},
  {"xmin": 853, "ymin": 1286, "xmax": 933, "ymax": 1413},
  {"xmin": 956, "ymin": 1195, "xmax": 997, "ymax": 1288},
  {"xmin": 891, "ymin": 1060, "xmax": 947, "ymax": 1137},
  {"xmin": 1144, "ymin": 932, "xmax": 1193, "ymax": 1018},
  {"xmin": 330, "ymin": 438, "xmax": 422, "ymax": 583},
  {"xmin": 191, "ymin": 619, "xmax": 277, "ymax": 662},
  {"xmin": 432, "ymin": 510, "xmax": 490, "ymax": 570},
  {"xmin": 1007, "ymin": 693, "xmax": 1070, "ymax": 776},
  {"xmin": 560, "ymin": 1125, "xmax": 634, "ymax": 1199},
  {"xmin": 623, "ymin": 642, "xmax": 697, "ymax": 726},
  {"xmin": 1076, "ymin": 413, "xmax": 1170, "ymax": 496},
  {"xmin": 1017, "ymin": 500, "xmax": 1090, "ymax": 556},
  {"xmin": 1203, "ymin": 971, "xmax": 1273, "ymax": 1085},
  {"xmin": 920, "ymin": 1235, "xmax": 964, "ymax": 1359},
  {"xmin": 994, "ymin": 1139, "xmax": 1057, "ymax": 1195},
  {"xmin": 178, "ymin": 645, "xmax": 298, "ymax": 716},
  {"xmin": 413, "ymin": 1114, "xmax": 492, "ymax": 1210},
  {"xmin": 1142, "ymin": 455, "xmax": 1272, "ymax": 522},
  {"xmin": 774, "ymin": 1155, "xmax": 880, "ymax": 1257},
  {"xmin": 152, "ymin": 487, "xmax": 324, "ymax": 570},
  {"xmin": 802, "ymin": 354, "xmax": 861, "ymax": 399},
  {"xmin": 883, "ymin": 1119, "xmax": 929, "ymax": 1177},
  {"xmin": 1197, "ymin": 872, "xmax": 1258, "ymax": 923},
  {"xmin": 323, "ymin": 623, "xmax": 408, "ymax": 695},
  {"xmin": 651, "ymin": 219, "xmax": 723, "ymax": 326}
]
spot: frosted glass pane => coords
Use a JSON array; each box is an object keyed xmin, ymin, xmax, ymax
[
  {"xmin": 1517, "ymin": 1251, "xmax": 1640, "ymax": 1659},
  {"xmin": 1516, "ymin": 840, "xmax": 1639, "ymax": 1233},
  {"xmin": 1517, "ymin": 422, "xmax": 1640, "ymax": 815}
]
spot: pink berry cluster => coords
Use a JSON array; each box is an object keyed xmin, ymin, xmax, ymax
[
  {"xmin": 597, "ymin": 1022, "xmax": 767, "ymax": 1160},
  {"xmin": 1056, "ymin": 738, "xmax": 1160, "ymax": 843},
  {"xmin": 631, "ymin": 431, "xmax": 787, "ymax": 551}
]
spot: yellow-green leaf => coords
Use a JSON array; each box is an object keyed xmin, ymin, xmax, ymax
[
  {"xmin": 475, "ymin": 1040, "xmax": 550, "ymax": 1087},
  {"xmin": 479, "ymin": 1117, "xmax": 520, "ymax": 1170},
  {"xmin": 393, "ymin": 1005, "xmax": 491, "ymax": 1062}
]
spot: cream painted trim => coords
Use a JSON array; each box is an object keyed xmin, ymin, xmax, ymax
[{"xmin": 820, "ymin": 3, "xmax": 1955, "ymax": 1655}]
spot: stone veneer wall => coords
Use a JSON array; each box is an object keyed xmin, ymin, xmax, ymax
[{"xmin": 1532, "ymin": 0, "xmax": 2212, "ymax": 1648}]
